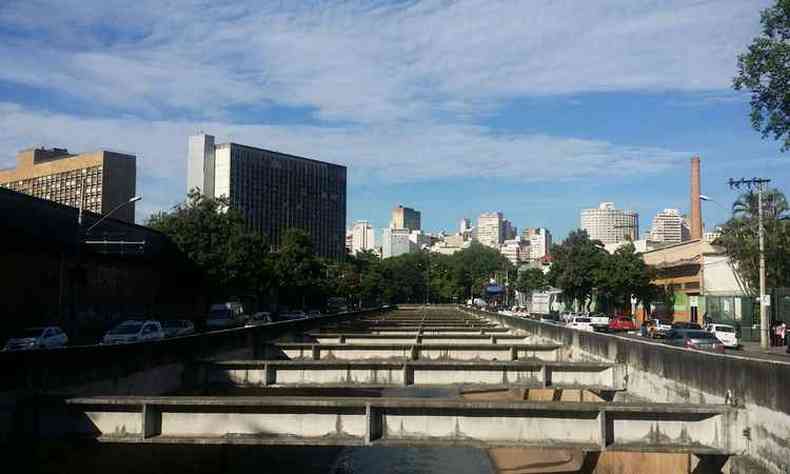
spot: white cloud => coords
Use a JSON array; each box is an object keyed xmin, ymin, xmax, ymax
[
  {"xmin": 0, "ymin": 103, "xmax": 689, "ymax": 220},
  {"xmin": 0, "ymin": 0, "xmax": 770, "ymax": 123}
]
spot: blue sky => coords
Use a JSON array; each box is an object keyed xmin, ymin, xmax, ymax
[{"xmin": 0, "ymin": 0, "xmax": 787, "ymax": 240}]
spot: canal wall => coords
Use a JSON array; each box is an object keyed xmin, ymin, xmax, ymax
[{"xmin": 465, "ymin": 307, "xmax": 790, "ymax": 474}]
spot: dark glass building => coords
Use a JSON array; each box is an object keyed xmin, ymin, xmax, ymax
[{"xmin": 188, "ymin": 134, "xmax": 346, "ymax": 259}]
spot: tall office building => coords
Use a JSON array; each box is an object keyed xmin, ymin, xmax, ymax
[
  {"xmin": 477, "ymin": 212, "xmax": 504, "ymax": 248},
  {"xmin": 390, "ymin": 205, "xmax": 421, "ymax": 231},
  {"xmin": 580, "ymin": 202, "xmax": 639, "ymax": 245},
  {"xmin": 526, "ymin": 228, "xmax": 552, "ymax": 260},
  {"xmin": 188, "ymin": 133, "xmax": 347, "ymax": 259},
  {"xmin": 0, "ymin": 147, "xmax": 136, "ymax": 223},
  {"xmin": 351, "ymin": 220, "xmax": 375, "ymax": 255},
  {"xmin": 382, "ymin": 228, "xmax": 412, "ymax": 258},
  {"xmin": 649, "ymin": 209, "xmax": 690, "ymax": 244}
]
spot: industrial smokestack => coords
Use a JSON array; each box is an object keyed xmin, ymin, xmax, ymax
[{"xmin": 690, "ymin": 156, "xmax": 703, "ymax": 240}]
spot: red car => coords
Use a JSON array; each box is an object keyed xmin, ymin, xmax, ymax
[{"xmin": 608, "ymin": 316, "xmax": 637, "ymax": 332}]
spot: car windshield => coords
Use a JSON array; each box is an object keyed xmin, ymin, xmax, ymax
[
  {"xmin": 208, "ymin": 309, "xmax": 232, "ymax": 319},
  {"xmin": 714, "ymin": 326, "xmax": 735, "ymax": 333},
  {"xmin": 576, "ymin": 318, "xmax": 591, "ymax": 323},
  {"xmin": 17, "ymin": 328, "xmax": 44, "ymax": 338},
  {"xmin": 687, "ymin": 331, "xmax": 717, "ymax": 339},
  {"xmin": 109, "ymin": 322, "xmax": 143, "ymax": 335}
]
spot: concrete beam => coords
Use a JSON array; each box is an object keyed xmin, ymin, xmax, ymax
[
  {"xmin": 33, "ymin": 396, "xmax": 743, "ymax": 455},
  {"xmin": 198, "ymin": 360, "xmax": 626, "ymax": 390},
  {"xmin": 310, "ymin": 334, "xmax": 534, "ymax": 345},
  {"xmin": 268, "ymin": 343, "xmax": 562, "ymax": 362}
]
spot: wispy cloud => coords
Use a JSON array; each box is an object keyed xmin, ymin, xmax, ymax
[
  {"xmin": 0, "ymin": 0, "xmax": 769, "ymax": 221},
  {"xmin": 0, "ymin": 102, "xmax": 688, "ymax": 219},
  {"xmin": 0, "ymin": 0, "xmax": 769, "ymax": 123}
]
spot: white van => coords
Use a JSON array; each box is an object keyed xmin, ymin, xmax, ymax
[{"xmin": 206, "ymin": 302, "xmax": 246, "ymax": 330}]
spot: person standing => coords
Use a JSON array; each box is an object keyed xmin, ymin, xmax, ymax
[{"xmin": 780, "ymin": 322, "xmax": 787, "ymax": 347}]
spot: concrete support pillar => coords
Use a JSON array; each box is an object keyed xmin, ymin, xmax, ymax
[
  {"xmin": 510, "ymin": 346, "xmax": 518, "ymax": 361},
  {"xmin": 311, "ymin": 345, "xmax": 320, "ymax": 360},
  {"xmin": 263, "ymin": 363, "xmax": 276, "ymax": 386},
  {"xmin": 402, "ymin": 363, "xmax": 413, "ymax": 386},
  {"xmin": 142, "ymin": 404, "xmax": 161, "ymax": 439},
  {"xmin": 365, "ymin": 404, "xmax": 382, "ymax": 445},
  {"xmin": 542, "ymin": 365, "xmax": 552, "ymax": 388}
]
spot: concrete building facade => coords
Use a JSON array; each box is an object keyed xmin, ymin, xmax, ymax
[
  {"xmin": 350, "ymin": 220, "xmax": 375, "ymax": 255},
  {"xmin": 459, "ymin": 217, "xmax": 471, "ymax": 234},
  {"xmin": 187, "ymin": 133, "xmax": 347, "ymax": 259},
  {"xmin": 580, "ymin": 202, "xmax": 639, "ymax": 244},
  {"xmin": 477, "ymin": 212, "xmax": 503, "ymax": 248},
  {"xmin": 382, "ymin": 228, "xmax": 412, "ymax": 258},
  {"xmin": 640, "ymin": 240, "xmax": 754, "ymax": 338},
  {"xmin": 0, "ymin": 147, "xmax": 137, "ymax": 223},
  {"xmin": 649, "ymin": 208, "xmax": 691, "ymax": 244},
  {"xmin": 525, "ymin": 227, "xmax": 552, "ymax": 260},
  {"xmin": 390, "ymin": 205, "xmax": 421, "ymax": 231}
]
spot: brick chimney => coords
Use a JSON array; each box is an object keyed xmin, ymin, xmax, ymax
[{"xmin": 690, "ymin": 156, "xmax": 703, "ymax": 240}]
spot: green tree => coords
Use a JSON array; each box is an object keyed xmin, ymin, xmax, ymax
[
  {"xmin": 147, "ymin": 189, "xmax": 271, "ymax": 299},
  {"xmin": 594, "ymin": 243, "xmax": 657, "ymax": 315},
  {"xmin": 547, "ymin": 230, "xmax": 606, "ymax": 310},
  {"xmin": 716, "ymin": 188, "xmax": 790, "ymax": 293},
  {"xmin": 733, "ymin": 0, "xmax": 790, "ymax": 151},
  {"xmin": 515, "ymin": 268, "xmax": 548, "ymax": 300},
  {"xmin": 274, "ymin": 228, "xmax": 326, "ymax": 309}
]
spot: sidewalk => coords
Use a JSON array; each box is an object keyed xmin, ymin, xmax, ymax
[{"xmin": 732, "ymin": 340, "xmax": 790, "ymax": 361}]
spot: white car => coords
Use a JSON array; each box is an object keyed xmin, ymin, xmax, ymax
[
  {"xmin": 568, "ymin": 317, "xmax": 594, "ymax": 332},
  {"xmin": 705, "ymin": 323, "xmax": 739, "ymax": 349},
  {"xmin": 102, "ymin": 320, "xmax": 164, "ymax": 345},
  {"xmin": 3, "ymin": 326, "xmax": 68, "ymax": 351}
]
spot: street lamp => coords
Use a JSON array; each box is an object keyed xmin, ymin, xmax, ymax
[{"xmin": 83, "ymin": 195, "xmax": 142, "ymax": 234}]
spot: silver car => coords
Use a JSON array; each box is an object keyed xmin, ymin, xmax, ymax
[
  {"xmin": 102, "ymin": 320, "xmax": 165, "ymax": 345},
  {"xmin": 663, "ymin": 329, "xmax": 725, "ymax": 353},
  {"xmin": 3, "ymin": 326, "xmax": 68, "ymax": 351}
]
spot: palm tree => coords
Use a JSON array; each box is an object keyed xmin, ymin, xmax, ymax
[{"xmin": 732, "ymin": 189, "xmax": 789, "ymax": 221}]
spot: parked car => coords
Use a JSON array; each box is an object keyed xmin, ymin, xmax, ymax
[
  {"xmin": 608, "ymin": 317, "xmax": 637, "ymax": 332},
  {"xmin": 568, "ymin": 316, "xmax": 594, "ymax": 332},
  {"xmin": 206, "ymin": 302, "xmax": 247, "ymax": 330},
  {"xmin": 648, "ymin": 319, "xmax": 673, "ymax": 338},
  {"xmin": 588, "ymin": 313, "xmax": 610, "ymax": 332},
  {"xmin": 161, "ymin": 320, "xmax": 195, "ymax": 338},
  {"xmin": 245, "ymin": 312, "xmax": 273, "ymax": 327},
  {"xmin": 102, "ymin": 320, "xmax": 164, "ymax": 345},
  {"xmin": 3, "ymin": 326, "xmax": 68, "ymax": 351},
  {"xmin": 540, "ymin": 315, "xmax": 558, "ymax": 325},
  {"xmin": 663, "ymin": 329, "xmax": 725, "ymax": 352},
  {"xmin": 307, "ymin": 310, "xmax": 322, "ymax": 318},
  {"xmin": 278, "ymin": 311, "xmax": 308, "ymax": 321},
  {"xmin": 704, "ymin": 323, "xmax": 739, "ymax": 349},
  {"xmin": 671, "ymin": 321, "xmax": 702, "ymax": 330}
]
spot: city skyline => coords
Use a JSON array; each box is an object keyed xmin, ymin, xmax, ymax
[{"xmin": 0, "ymin": 1, "xmax": 787, "ymax": 241}]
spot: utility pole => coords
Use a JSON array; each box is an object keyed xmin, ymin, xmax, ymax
[{"xmin": 728, "ymin": 177, "xmax": 772, "ymax": 350}]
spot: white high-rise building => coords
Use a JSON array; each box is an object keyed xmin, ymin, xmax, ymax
[
  {"xmin": 351, "ymin": 220, "xmax": 375, "ymax": 254},
  {"xmin": 527, "ymin": 228, "xmax": 552, "ymax": 260},
  {"xmin": 477, "ymin": 212, "xmax": 503, "ymax": 248},
  {"xmin": 649, "ymin": 209, "xmax": 690, "ymax": 244},
  {"xmin": 382, "ymin": 228, "xmax": 412, "ymax": 258},
  {"xmin": 580, "ymin": 202, "xmax": 639, "ymax": 245}
]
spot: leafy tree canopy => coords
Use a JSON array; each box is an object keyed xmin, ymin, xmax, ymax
[{"xmin": 733, "ymin": 0, "xmax": 790, "ymax": 151}]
